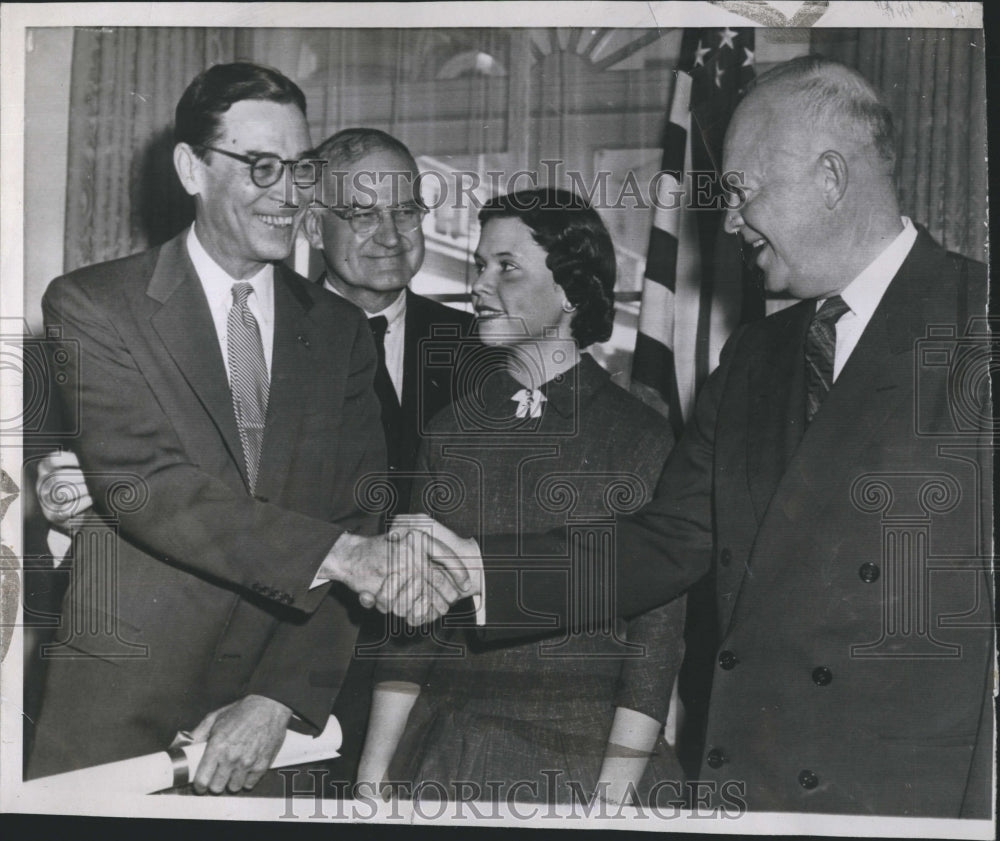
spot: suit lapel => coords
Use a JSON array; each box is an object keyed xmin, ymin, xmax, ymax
[
  {"xmin": 745, "ymin": 302, "xmax": 812, "ymax": 524},
  {"xmin": 254, "ymin": 266, "xmax": 318, "ymax": 501},
  {"xmin": 399, "ymin": 289, "xmax": 421, "ymax": 435},
  {"xmin": 147, "ymin": 234, "xmax": 246, "ymax": 480},
  {"xmin": 775, "ymin": 232, "xmax": 943, "ymax": 518}
]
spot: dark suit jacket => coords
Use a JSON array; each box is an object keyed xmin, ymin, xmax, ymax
[
  {"xmin": 329, "ymin": 287, "xmax": 473, "ymax": 780},
  {"xmin": 481, "ymin": 230, "xmax": 994, "ymax": 817},
  {"xmin": 385, "ymin": 289, "xmax": 475, "ymax": 507},
  {"xmin": 28, "ymin": 231, "xmax": 386, "ymax": 777}
]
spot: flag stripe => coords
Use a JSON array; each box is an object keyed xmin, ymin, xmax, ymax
[
  {"xmin": 661, "ymin": 120, "xmax": 687, "ymax": 171},
  {"xmin": 643, "ymin": 228, "xmax": 679, "ymax": 291},
  {"xmin": 668, "ymin": 70, "xmax": 693, "ymax": 129},
  {"xmin": 637, "ymin": 278, "xmax": 676, "ymax": 346},
  {"xmin": 632, "ymin": 332, "xmax": 683, "ymax": 435},
  {"xmin": 630, "ymin": 69, "xmax": 692, "ymax": 432},
  {"xmin": 632, "ymin": 27, "xmax": 758, "ymax": 434}
]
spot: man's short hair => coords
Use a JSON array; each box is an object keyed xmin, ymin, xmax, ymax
[
  {"xmin": 312, "ymin": 127, "xmax": 419, "ymax": 173},
  {"xmin": 749, "ymin": 54, "xmax": 896, "ymax": 165},
  {"xmin": 175, "ymin": 62, "xmax": 307, "ymax": 159}
]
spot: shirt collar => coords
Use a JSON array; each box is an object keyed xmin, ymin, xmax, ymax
[
  {"xmin": 186, "ymin": 224, "xmax": 273, "ymax": 309},
  {"xmin": 828, "ymin": 217, "xmax": 917, "ymax": 319},
  {"xmin": 320, "ymin": 272, "xmax": 407, "ymax": 328}
]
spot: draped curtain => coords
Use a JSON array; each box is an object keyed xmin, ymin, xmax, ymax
[
  {"xmin": 812, "ymin": 28, "xmax": 987, "ymax": 262},
  {"xmin": 63, "ymin": 28, "xmax": 250, "ymax": 271},
  {"xmin": 61, "ymin": 27, "xmax": 987, "ymax": 276}
]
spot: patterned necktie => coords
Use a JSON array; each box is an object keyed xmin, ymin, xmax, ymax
[
  {"xmin": 804, "ymin": 295, "xmax": 851, "ymax": 424},
  {"xmin": 227, "ymin": 282, "xmax": 269, "ymax": 492}
]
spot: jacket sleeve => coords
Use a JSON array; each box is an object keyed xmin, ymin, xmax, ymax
[
  {"xmin": 613, "ymin": 597, "xmax": 686, "ymax": 723},
  {"xmin": 611, "ymin": 413, "xmax": 687, "ymax": 723}
]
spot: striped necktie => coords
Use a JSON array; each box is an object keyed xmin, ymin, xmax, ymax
[
  {"xmin": 227, "ymin": 282, "xmax": 269, "ymax": 492},
  {"xmin": 804, "ymin": 295, "xmax": 850, "ymax": 424}
]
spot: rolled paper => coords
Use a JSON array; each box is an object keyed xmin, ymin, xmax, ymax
[{"xmin": 22, "ymin": 715, "xmax": 342, "ymax": 795}]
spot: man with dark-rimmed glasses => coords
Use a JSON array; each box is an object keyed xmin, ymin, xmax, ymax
[{"xmin": 28, "ymin": 63, "xmax": 465, "ymax": 795}]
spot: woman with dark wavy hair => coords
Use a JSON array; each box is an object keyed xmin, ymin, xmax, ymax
[{"xmin": 358, "ymin": 187, "xmax": 687, "ymax": 806}]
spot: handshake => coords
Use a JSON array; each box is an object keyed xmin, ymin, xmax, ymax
[
  {"xmin": 35, "ymin": 452, "xmax": 481, "ymax": 628},
  {"xmin": 317, "ymin": 514, "xmax": 483, "ymax": 627}
]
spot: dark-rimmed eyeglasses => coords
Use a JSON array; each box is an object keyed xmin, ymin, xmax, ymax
[
  {"xmin": 197, "ymin": 144, "xmax": 315, "ymax": 189},
  {"xmin": 331, "ymin": 204, "xmax": 427, "ymax": 236}
]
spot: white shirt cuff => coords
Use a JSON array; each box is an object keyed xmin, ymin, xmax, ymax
[{"xmin": 466, "ymin": 538, "xmax": 486, "ymax": 626}]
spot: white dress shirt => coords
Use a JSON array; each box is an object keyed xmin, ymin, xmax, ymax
[
  {"xmin": 187, "ymin": 225, "xmax": 276, "ymax": 377},
  {"xmin": 822, "ymin": 216, "xmax": 918, "ymax": 381},
  {"xmin": 323, "ymin": 279, "xmax": 407, "ymax": 403}
]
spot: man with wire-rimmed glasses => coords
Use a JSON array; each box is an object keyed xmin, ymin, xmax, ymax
[
  {"xmin": 300, "ymin": 128, "xmax": 474, "ymax": 787},
  {"xmin": 28, "ymin": 64, "xmax": 467, "ymax": 795}
]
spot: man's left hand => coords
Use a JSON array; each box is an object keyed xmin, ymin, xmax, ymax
[{"xmin": 188, "ymin": 694, "xmax": 292, "ymax": 794}]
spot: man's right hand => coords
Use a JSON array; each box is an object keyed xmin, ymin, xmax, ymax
[
  {"xmin": 35, "ymin": 450, "xmax": 92, "ymax": 529},
  {"xmin": 317, "ymin": 531, "xmax": 474, "ymax": 625},
  {"xmin": 379, "ymin": 518, "xmax": 483, "ymax": 626}
]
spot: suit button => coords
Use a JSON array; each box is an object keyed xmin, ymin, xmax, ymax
[
  {"xmin": 798, "ymin": 769, "xmax": 819, "ymax": 789},
  {"xmin": 718, "ymin": 650, "xmax": 739, "ymax": 670},
  {"xmin": 254, "ymin": 495, "xmax": 269, "ymax": 503},
  {"xmin": 859, "ymin": 562, "xmax": 880, "ymax": 583},
  {"xmin": 706, "ymin": 748, "xmax": 726, "ymax": 769},
  {"xmin": 719, "ymin": 548, "xmax": 732, "ymax": 567},
  {"xmin": 812, "ymin": 666, "xmax": 833, "ymax": 686}
]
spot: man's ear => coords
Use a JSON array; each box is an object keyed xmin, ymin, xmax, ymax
[
  {"xmin": 302, "ymin": 209, "xmax": 325, "ymax": 251},
  {"xmin": 174, "ymin": 143, "xmax": 204, "ymax": 198},
  {"xmin": 817, "ymin": 150, "xmax": 848, "ymax": 209}
]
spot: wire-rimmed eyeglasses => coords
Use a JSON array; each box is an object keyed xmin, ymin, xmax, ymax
[{"xmin": 331, "ymin": 203, "xmax": 427, "ymax": 236}]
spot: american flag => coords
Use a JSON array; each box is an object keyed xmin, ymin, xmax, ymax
[{"xmin": 631, "ymin": 27, "xmax": 761, "ymax": 437}]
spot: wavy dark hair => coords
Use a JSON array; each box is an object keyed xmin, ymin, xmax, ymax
[
  {"xmin": 175, "ymin": 62, "xmax": 307, "ymax": 160},
  {"xmin": 478, "ymin": 187, "xmax": 616, "ymax": 348}
]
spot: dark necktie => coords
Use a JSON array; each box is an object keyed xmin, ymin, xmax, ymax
[
  {"xmin": 369, "ymin": 315, "xmax": 405, "ymax": 469},
  {"xmin": 227, "ymin": 282, "xmax": 269, "ymax": 492},
  {"xmin": 804, "ymin": 294, "xmax": 851, "ymax": 424},
  {"xmin": 368, "ymin": 315, "xmax": 400, "ymax": 413}
]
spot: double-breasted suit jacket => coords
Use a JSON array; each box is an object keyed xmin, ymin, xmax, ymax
[
  {"xmin": 29, "ymin": 230, "xmax": 386, "ymax": 777},
  {"xmin": 481, "ymin": 230, "xmax": 994, "ymax": 817}
]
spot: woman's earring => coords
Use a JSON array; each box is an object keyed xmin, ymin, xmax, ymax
[{"xmin": 561, "ymin": 300, "xmax": 577, "ymax": 313}]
